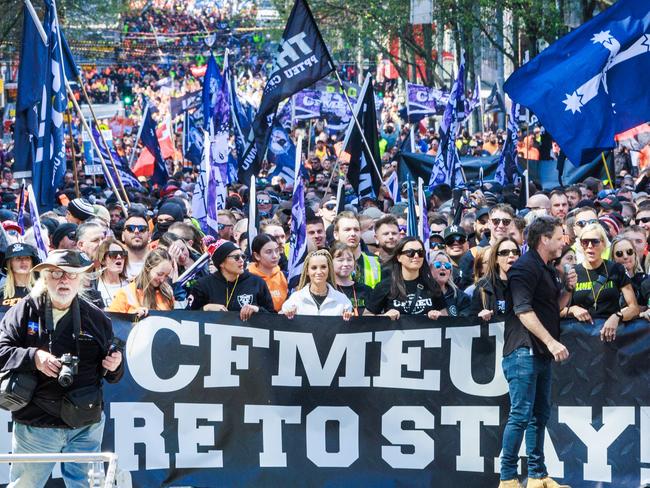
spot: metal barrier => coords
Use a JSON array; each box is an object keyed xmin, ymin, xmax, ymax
[{"xmin": 0, "ymin": 452, "xmax": 118, "ymax": 488}]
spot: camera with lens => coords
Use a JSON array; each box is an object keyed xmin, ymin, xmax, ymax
[{"xmin": 57, "ymin": 353, "xmax": 79, "ymax": 387}]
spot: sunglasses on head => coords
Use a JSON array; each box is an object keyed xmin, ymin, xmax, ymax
[
  {"xmin": 106, "ymin": 250, "xmax": 127, "ymax": 259},
  {"xmin": 580, "ymin": 238, "xmax": 601, "ymax": 248},
  {"xmin": 497, "ymin": 248, "xmax": 521, "ymax": 257},
  {"xmin": 432, "ymin": 261, "xmax": 452, "ymax": 270},
  {"xmin": 615, "ymin": 248, "xmax": 634, "ymax": 258},
  {"xmin": 125, "ymin": 224, "xmax": 148, "ymax": 233},
  {"xmin": 575, "ymin": 218, "xmax": 599, "ymax": 228},
  {"xmin": 401, "ymin": 249, "xmax": 425, "ymax": 258},
  {"xmin": 491, "ymin": 218, "xmax": 512, "ymax": 227}
]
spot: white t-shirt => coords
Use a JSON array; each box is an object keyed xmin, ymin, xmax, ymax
[
  {"xmin": 98, "ymin": 279, "xmax": 127, "ymax": 308},
  {"xmin": 126, "ymin": 261, "xmax": 144, "ymax": 280}
]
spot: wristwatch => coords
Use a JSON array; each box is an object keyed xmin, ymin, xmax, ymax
[{"xmin": 615, "ymin": 311, "xmax": 624, "ymax": 321}]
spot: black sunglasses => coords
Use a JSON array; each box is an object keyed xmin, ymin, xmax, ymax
[
  {"xmin": 401, "ymin": 249, "xmax": 425, "ymax": 258},
  {"xmin": 324, "ymin": 203, "xmax": 337, "ymax": 210},
  {"xmin": 497, "ymin": 248, "xmax": 521, "ymax": 257},
  {"xmin": 491, "ymin": 218, "xmax": 512, "ymax": 227},
  {"xmin": 637, "ymin": 217, "xmax": 650, "ymax": 224},
  {"xmin": 580, "ymin": 238, "xmax": 602, "ymax": 248},
  {"xmin": 106, "ymin": 250, "xmax": 127, "ymax": 259},
  {"xmin": 125, "ymin": 224, "xmax": 148, "ymax": 233},
  {"xmin": 615, "ymin": 249, "xmax": 634, "ymax": 258},
  {"xmin": 445, "ymin": 235, "xmax": 466, "ymax": 245},
  {"xmin": 430, "ymin": 242, "xmax": 445, "ymax": 250}
]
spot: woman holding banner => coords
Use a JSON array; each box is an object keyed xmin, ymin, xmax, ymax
[
  {"xmin": 248, "ymin": 234, "xmax": 288, "ymax": 312},
  {"xmin": 281, "ymin": 250, "xmax": 353, "ymax": 319},
  {"xmin": 364, "ymin": 237, "xmax": 446, "ymax": 321},
  {"xmin": 429, "ymin": 250, "xmax": 471, "ymax": 317}
]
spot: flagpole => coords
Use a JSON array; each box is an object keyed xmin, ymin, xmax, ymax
[
  {"xmin": 601, "ymin": 152, "xmax": 614, "ymax": 189},
  {"xmin": 77, "ymin": 75, "xmax": 131, "ymax": 205},
  {"xmin": 66, "ymin": 84, "xmax": 128, "ymax": 215},
  {"xmin": 128, "ymin": 101, "xmax": 150, "ymax": 169},
  {"xmin": 333, "ymin": 70, "xmax": 384, "ymax": 184},
  {"xmin": 478, "ymin": 75, "xmax": 485, "ymax": 133},
  {"xmin": 65, "ymin": 107, "xmax": 80, "ymax": 198}
]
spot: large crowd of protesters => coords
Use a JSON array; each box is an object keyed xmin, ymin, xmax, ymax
[{"xmin": 1, "ymin": 0, "xmax": 650, "ymax": 340}]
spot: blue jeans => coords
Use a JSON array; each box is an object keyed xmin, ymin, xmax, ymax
[
  {"xmin": 500, "ymin": 348, "xmax": 552, "ymax": 481},
  {"xmin": 9, "ymin": 414, "xmax": 105, "ymax": 488}
]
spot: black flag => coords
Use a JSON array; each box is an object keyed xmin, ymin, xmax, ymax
[
  {"xmin": 342, "ymin": 75, "xmax": 382, "ymax": 200},
  {"xmin": 239, "ymin": 0, "xmax": 335, "ymax": 183}
]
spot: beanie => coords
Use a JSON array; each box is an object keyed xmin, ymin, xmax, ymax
[
  {"xmin": 67, "ymin": 198, "xmax": 95, "ymax": 221},
  {"xmin": 210, "ymin": 239, "xmax": 239, "ymax": 268}
]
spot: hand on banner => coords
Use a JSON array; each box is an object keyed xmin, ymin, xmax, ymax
[
  {"xmin": 570, "ymin": 306, "xmax": 593, "ymax": 324},
  {"xmin": 478, "ymin": 309, "xmax": 493, "ymax": 322},
  {"xmin": 384, "ymin": 309, "xmax": 400, "ymax": 321},
  {"xmin": 203, "ymin": 304, "xmax": 228, "ymax": 312},
  {"xmin": 342, "ymin": 307, "xmax": 353, "ymax": 322},
  {"xmin": 281, "ymin": 306, "xmax": 297, "ymax": 320},
  {"xmin": 547, "ymin": 339, "xmax": 569, "ymax": 362},
  {"xmin": 427, "ymin": 310, "xmax": 443, "ymax": 320},
  {"xmin": 240, "ymin": 304, "xmax": 259, "ymax": 322},
  {"xmin": 134, "ymin": 307, "xmax": 149, "ymax": 319},
  {"xmin": 600, "ymin": 315, "xmax": 619, "ymax": 342}
]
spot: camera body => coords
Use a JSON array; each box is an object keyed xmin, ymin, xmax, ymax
[{"xmin": 57, "ymin": 353, "xmax": 79, "ymax": 387}]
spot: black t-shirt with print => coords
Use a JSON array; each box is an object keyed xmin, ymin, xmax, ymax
[
  {"xmin": 366, "ymin": 277, "xmax": 445, "ymax": 315},
  {"xmin": 337, "ymin": 283, "xmax": 369, "ymax": 315},
  {"xmin": 572, "ymin": 261, "xmax": 631, "ymax": 318},
  {"xmin": 0, "ymin": 286, "xmax": 29, "ymax": 308}
]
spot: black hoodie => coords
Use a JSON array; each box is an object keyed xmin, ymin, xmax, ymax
[{"xmin": 187, "ymin": 270, "xmax": 274, "ymax": 312}]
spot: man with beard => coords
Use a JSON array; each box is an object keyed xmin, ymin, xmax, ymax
[
  {"xmin": 0, "ymin": 249, "xmax": 123, "ymax": 487},
  {"xmin": 333, "ymin": 211, "xmax": 381, "ymax": 289},
  {"xmin": 121, "ymin": 212, "xmax": 151, "ymax": 279},
  {"xmin": 374, "ymin": 215, "xmax": 400, "ymax": 263}
]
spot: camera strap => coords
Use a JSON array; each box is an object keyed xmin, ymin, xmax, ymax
[{"xmin": 45, "ymin": 296, "xmax": 81, "ymax": 358}]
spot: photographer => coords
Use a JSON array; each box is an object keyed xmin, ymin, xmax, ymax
[{"xmin": 0, "ymin": 250, "xmax": 123, "ymax": 488}]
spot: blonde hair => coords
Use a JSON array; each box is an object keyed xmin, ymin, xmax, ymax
[
  {"xmin": 578, "ymin": 222, "xmax": 610, "ymax": 249},
  {"xmin": 297, "ymin": 250, "xmax": 337, "ymax": 290},
  {"xmin": 133, "ymin": 249, "xmax": 174, "ymax": 309},
  {"xmin": 3, "ymin": 258, "xmax": 35, "ymax": 299},
  {"xmin": 610, "ymin": 236, "xmax": 642, "ymax": 274},
  {"xmin": 429, "ymin": 250, "xmax": 459, "ymax": 297}
]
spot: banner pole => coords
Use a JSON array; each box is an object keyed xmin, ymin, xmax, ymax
[
  {"xmin": 77, "ymin": 75, "xmax": 131, "ymax": 205},
  {"xmin": 601, "ymin": 152, "xmax": 614, "ymax": 189},
  {"xmin": 128, "ymin": 101, "xmax": 150, "ymax": 169},
  {"xmin": 66, "ymin": 82, "xmax": 128, "ymax": 215},
  {"xmin": 65, "ymin": 107, "xmax": 80, "ymax": 198},
  {"xmin": 334, "ymin": 70, "xmax": 384, "ymax": 184}
]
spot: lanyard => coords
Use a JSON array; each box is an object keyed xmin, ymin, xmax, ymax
[{"xmin": 225, "ymin": 276, "xmax": 239, "ymax": 309}]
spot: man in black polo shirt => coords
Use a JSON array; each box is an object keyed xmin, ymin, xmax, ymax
[{"xmin": 498, "ymin": 216, "xmax": 576, "ymax": 488}]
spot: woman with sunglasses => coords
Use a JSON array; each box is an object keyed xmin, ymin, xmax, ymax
[
  {"xmin": 610, "ymin": 236, "xmax": 646, "ymax": 304},
  {"xmin": 96, "ymin": 239, "xmax": 129, "ymax": 308},
  {"xmin": 330, "ymin": 242, "xmax": 369, "ymax": 316},
  {"xmin": 365, "ymin": 237, "xmax": 445, "ymax": 320},
  {"xmin": 429, "ymin": 250, "xmax": 471, "ymax": 317},
  {"xmin": 568, "ymin": 223, "xmax": 639, "ymax": 341},
  {"xmin": 281, "ymin": 250, "xmax": 353, "ymax": 319},
  {"xmin": 248, "ymin": 234, "xmax": 288, "ymax": 312},
  {"xmin": 188, "ymin": 240, "xmax": 274, "ymax": 321},
  {"xmin": 471, "ymin": 237, "xmax": 520, "ymax": 322},
  {"xmin": 108, "ymin": 248, "xmax": 175, "ymax": 317}
]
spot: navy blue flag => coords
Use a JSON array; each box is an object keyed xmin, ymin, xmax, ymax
[
  {"xmin": 241, "ymin": 0, "xmax": 335, "ymax": 183},
  {"xmin": 202, "ymin": 55, "xmax": 222, "ymax": 133},
  {"xmin": 91, "ymin": 126, "xmax": 144, "ymax": 191},
  {"xmin": 140, "ymin": 108, "xmax": 168, "ymax": 186},
  {"xmin": 342, "ymin": 75, "xmax": 382, "ymax": 200},
  {"xmin": 229, "ymin": 69, "xmax": 252, "ymax": 177},
  {"xmin": 183, "ymin": 109, "xmax": 204, "ymax": 165},
  {"xmin": 13, "ymin": 0, "xmax": 67, "ymax": 211},
  {"xmin": 495, "ymin": 103, "xmax": 523, "ymax": 185},
  {"xmin": 504, "ymin": 0, "xmax": 650, "ymax": 165},
  {"xmin": 60, "ymin": 28, "xmax": 79, "ymax": 81},
  {"xmin": 287, "ymin": 161, "xmax": 307, "ymax": 285},
  {"xmin": 429, "ymin": 55, "xmax": 466, "ymax": 189}
]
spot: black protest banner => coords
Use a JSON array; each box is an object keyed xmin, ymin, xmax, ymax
[
  {"xmin": 170, "ymin": 90, "xmax": 201, "ymax": 118},
  {"xmin": 0, "ymin": 311, "xmax": 647, "ymax": 487}
]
